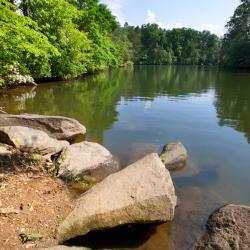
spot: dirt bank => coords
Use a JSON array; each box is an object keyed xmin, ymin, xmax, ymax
[{"xmin": 0, "ymin": 168, "xmax": 76, "ymax": 250}]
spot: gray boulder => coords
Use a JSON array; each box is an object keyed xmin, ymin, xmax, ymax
[
  {"xmin": 0, "ymin": 114, "xmax": 86, "ymax": 142},
  {"xmin": 195, "ymin": 204, "xmax": 250, "ymax": 250},
  {"xmin": 159, "ymin": 142, "xmax": 187, "ymax": 170},
  {"xmin": 0, "ymin": 126, "xmax": 69, "ymax": 156},
  {"xmin": 57, "ymin": 153, "xmax": 177, "ymax": 242},
  {"xmin": 57, "ymin": 141, "xmax": 120, "ymax": 182}
]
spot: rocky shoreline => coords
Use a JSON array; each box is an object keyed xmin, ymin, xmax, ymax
[{"xmin": 0, "ymin": 114, "xmax": 249, "ymax": 250}]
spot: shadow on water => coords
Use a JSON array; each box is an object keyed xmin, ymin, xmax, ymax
[{"xmin": 64, "ymin": 223, "xmax": 171, "ymax": 249}]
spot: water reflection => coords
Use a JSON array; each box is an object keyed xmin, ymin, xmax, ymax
[
  {"xmin": 0, "ymin": 66, "xmax": 219, "ymax": 143},
  {"xmin": 1, "ymin": 66, "xmax": 250, "ymax": 249},
  {"xmin": 215, "ymin": 71, "xmax": 250, "ymax": 143},
  {"xmin": 0, "ymin": 86, "xmax": 37, "ymax": 112}
]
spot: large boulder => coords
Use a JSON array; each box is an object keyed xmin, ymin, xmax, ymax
[
  {"xmin": 0, "ymin": 126, "xmax": 69, "ymax": 156},
  {"xmin": 159, "ymin": 142, "xmax": 187, "ymax": 170},
  {"xmin": 195, "ymin": 204, "xmax": 250, "ymax": 250},
  {"xmin": 0, "ymin": 114, "xmax": 86, "ymax": 142},
  {"xmin": 57, "ymin": 153, "xmax": 177, "ymax": 242},
  {"xmin": 57, "ymin": 141, "xmax": 120, "ymax": 182}
]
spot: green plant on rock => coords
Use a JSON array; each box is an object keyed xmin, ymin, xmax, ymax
[
  {"xmin": 51, "ymin": 147, "xmax": 69, "ymax": 177},
  {"xmin": 160, "ymin": 154, "xmax": 168, "ymax": 165},
  {"xmin": 69, "ymin": 175, "xmax": 95, "ymax": 193}
]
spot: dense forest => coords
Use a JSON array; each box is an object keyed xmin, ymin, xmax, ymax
[
  {"xmin": 0, "ymin": 0, "xmax": 249, "ymax": 87},
  {"xmin": 124, "ymin": 24, "xmax": 220, "ymax": 66}
]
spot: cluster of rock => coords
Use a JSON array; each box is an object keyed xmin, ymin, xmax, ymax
[
  {"xmin": 0, "ymin": 114, "xmax": 187, "ymax": 249},
  {"xmin": 1, "ymin": 114, "xmax": 249, "ymax": 250},
  {"xmin": 0, "ymin": 114, "xmax": 120, "ymax": 183}
]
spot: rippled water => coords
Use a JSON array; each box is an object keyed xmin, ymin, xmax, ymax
[{"xmin": 1, "ymin": 65, "xmax": 250, "ymax": 249}]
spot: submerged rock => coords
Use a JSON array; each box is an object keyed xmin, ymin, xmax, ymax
[
  {"xmin": 0, "ymin": 114, "xmax": 86, "ymax": 142},
  {"xmin": 0, "ymin": 126, "xmax": 69, "ymax": 156},
  {"xmin": 57, "ymin": 141, "xmax": 120, "ymax": 182},
  {"xmin": 57, "ymin": 153, "xmax": 177, "ymax": 242},
  {"xmin": 159, "ymin": 142, "xmax": 187, "ymax": 170},
  {"xmin": 195, "ymin": 204, "xmax": 250, "ymax": 250}
]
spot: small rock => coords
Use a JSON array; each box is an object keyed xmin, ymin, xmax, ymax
[
  {"xmin": 0, "ymin": 207, "xmax": 20, "ymax": 214},
  {"xmin": 159, "ymin": 142, "xmax": 187, "ymax": 170},
  {"xmin": 57, "ymin": 153, "xmax": 177, "ymax": 242},
  {"xmin": 25, "ymin": 243, "xmax": 36, "ymax": 249}
]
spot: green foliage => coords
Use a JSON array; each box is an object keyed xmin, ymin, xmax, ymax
[
  {"xmin": 26, "ymin": 0, "xmax": 93, "ymax": 78},
  {"xmin": 20, "ymin": 232, "xmax": 43, "ymax": 243},
  {"xmin": 220, "ymin": 0, "xmax": 250, "ymax": 69},
  {"xmin": 0, "ymin": 0, "xmax": 59, "ymax": 80},
  {"xmin": 75, "ymin": 0, "xmax": 131, "ymax": 71},
  {"xmin": 68, "ymin": 175, "xmax": 95, "ymax": 193},
  {"xmin": 0, "ymin": 0, "xmax": 130, "ymax": 84},
  {"xmin": 124, "ymin": 24, "xmax": 221, "ymax": 66},
  {"xmin": 1, "ymin": 0, "xmax": 248, "ymax": 87}
]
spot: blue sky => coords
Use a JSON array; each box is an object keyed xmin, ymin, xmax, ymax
[{"xmin": 100, "ymin": 0, "xmax": 240, "ymax": 37}]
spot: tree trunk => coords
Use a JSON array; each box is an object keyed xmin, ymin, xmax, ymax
[{"xmin": 22, "ymin": 0, "xmax": 30, "ymax": 16}]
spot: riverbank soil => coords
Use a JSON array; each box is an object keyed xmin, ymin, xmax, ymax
[{"xmin": 0, "ymin": 163, "xmax": 75, "ymax": 250}]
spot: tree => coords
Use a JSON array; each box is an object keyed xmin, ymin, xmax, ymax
[
  {"xmin": 73, "ymin": 0, "xmax": 130, "ymax": 71},
  {"xmin": 220, "ymin": 0, "xmax": 250, "ymax": 68},
  {"xmin": 124, "ymin": 24, "xmax": 220, "ymax": 65},
  {"xmin": 26, "ymin": 0, "xmax": 92, "ymax": 78},
  {"xmin": 0, "ymin": 0, "xmax": 59, "ymax": 78}
]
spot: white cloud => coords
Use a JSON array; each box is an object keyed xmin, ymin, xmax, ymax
[
  {"xmin": 198, "ymin": 24, "xmax": 226, "ymax": 37},
  {"xmin": 101, "ymin": 1, "xmax": 226, "ymax": 36},
  {"xmin": 146, "ymin": 9, "xmax": 156, "ymax": 23},
  {"xmin": 156, "ymin": 22, "xmax": 183, "ymax": 30},
  {"xmin": 101, "ymin": 0, "xmax": 126, "ymax": 24},
  {"xmin": 157, "ymin": 21, "xmax": 225, "ymax": 37},
  {"xmin": 165, "ymin": 23, "xmax": 184, "ymax": 30},
  {"xmin": 156, "ymin": 22, "xmax": 165, "ymax": 29}
]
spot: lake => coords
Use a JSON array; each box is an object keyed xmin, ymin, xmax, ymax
[{"xmin": 1, "ymin": 65, "xmax": 250, "ymax": 249}]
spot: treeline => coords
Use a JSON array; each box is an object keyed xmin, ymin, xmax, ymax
[
  {"xmin": 125, "ymin": 24, "xmax": 220, "ymax": 66},
  {"xmin": 124, "ymin": 0, "xmax": 250, "ymax": 68},
  {"xmin": 0, "ymin": 0, "xmax": 249, "ymax": 87}
]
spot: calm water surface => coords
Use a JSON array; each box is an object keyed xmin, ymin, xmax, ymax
[{"xmin": 1, "ymin": 66, "xmax": 250, "ymax": 249}]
